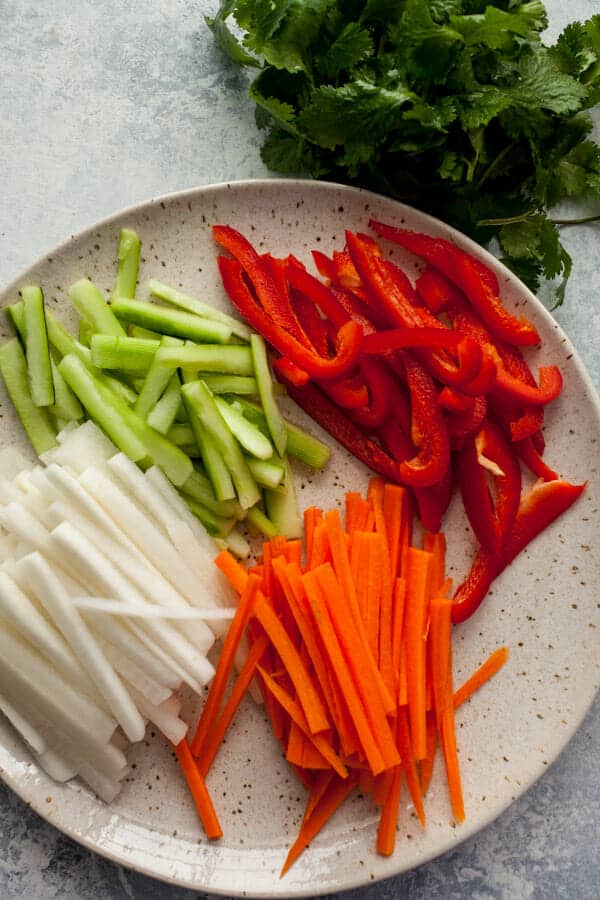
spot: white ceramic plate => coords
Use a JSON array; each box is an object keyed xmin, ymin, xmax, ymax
[{"xmin": 0, "ymin": 179, "xmax": 599, "ymax": 897}]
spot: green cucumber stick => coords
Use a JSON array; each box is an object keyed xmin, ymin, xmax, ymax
[
  {"xmin": 111, "ymin": 298, "xmax": 232, "ymax": 344},
  {"xmin": 222, "ymin": 526, "xmax": 251, "ymax": 560},
  {"xmin": 112, "ymin": 228, "xmax": 141, "ymax": 300},
  {"xmin": 250, "ymin": 334, "xmax": 287, "ymax": 456},
  {"xmin": 146, "ymin": 374, "xmax": 181, "ymax": 435},
  {"xmin": 5, "ymin": 301, "xmax": 25, "ymax": 342},
  {"xmin": 245, "ymin": 504, "xmax": 278, "ymax": 539},
  {"xmin": 134, "ymin": 336, "xmax": 180, "ymax": 419},
  {"xmin": 264, "ymin": 455, "xmax": 301, "ymax": 539},
  {"xmin": 245, "ymin": 456, "xmax": 285, "ymax": 491},
  {"xmin": 182, "ymin": 380, "xmax": 260, "ymax": 509},
  {"xmin": 214, "ymin": 395, "xmax": 273, "ymax": 461},
  {"xmin": 180, "ymin": 468, "xmax": 243, "ymax": 519},
  {"xmin": 168, "ymin": 423, "xmax": 198, "ymax": 448},
  {"xmin": 45, "ymin": 311, "xmax": 94, "ymax": 367},
  {"xmin": 156, "ymin": 344, "xmax": 253, "ymax": 374},
  {"xmin": 90, "ymin": 334, "xmax": 159, "ymax": 374},
  {"xmin": 69, "ymin": 279, "xmax": 126, "ymax": 337},
  {"xmin": 22, "ymin": 286, "xmax": 54, "ymax": 407},
  {"xmin": 78, "ymin": 319, "xmax": 95, "ymax": 347},
  {"xmin": 50, "ymin": 358, "xmax": 83, "ymax": 422},
  {"xmin": 0, "ymin": 338, "xmax": 56, "ymax": 454},
  {"xmin": 228, "ymin": 397, "xmax": 331, "ymax": 469},
  {"xmin": 181, "ymin": 383, "xmax": 235, "ymax": 502},
  {"xmin": 148, "ymin": 279, "xmax": 251, "ymax": 341},
  {"xmin": 184, "ymin": 495, "xmax": 236, "ymax": 538},
  {"xmin": 199, "ymin": 374, "xmax": 258, "ymax": 395},
  {"xmin": 58, "ymin": 353, "xmax": 147, "ymax": 462}
]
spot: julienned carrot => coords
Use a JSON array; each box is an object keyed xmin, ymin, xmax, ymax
[
  {"xmin": 303, "ymin": 569, "xmax": 387, "ymax": 775},
  {"xmin": 215, "ymin": 548, "xmax": 248, "ymax": 594},
  {"xmin": 257, "ymin": 666, "xmax": 349, "ymax": 779},
  {"xmin": 383, "ymin": 482, "xmax": 406, "ymax": 579},
  {"xmin": 404, "ymin": 548, "xmax": 433, "ymax": 759},
  {"xmin": 280, "ymin": 774, "xmax": 358, "ymax": 877},
  {"xmin": 198, "ymin": 633, "xmax": 270, "ymax": 776},
  {"xmin": 253, "ymin": 596, "xmax": 330, "ymax": 735},
  {"xmin": 203, "ymin": 481, "xmax": 509, "ymax": 871},
  {"xmin": 174, "ymin": 738, "xmax": 223, "ymax": 839},
  {"xmin": 323, "ymin": 509, "xmax": 395, "ymax": 715},
  {"xmin": 313, "ymin": 563, "xmax": 400, "ymax": 770},
  {"xmin": 453, "ymin": 647, "xmax": 509, "ymax": 708},
  {"xmin": 191, "ymin": 574, "xmax": 260, "ymax": 756},
  {"xmin": 396, "ymin": 705, "xmax": 425, "ymax": 826}
]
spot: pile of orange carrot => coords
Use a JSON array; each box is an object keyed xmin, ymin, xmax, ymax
[{"xmin": 175, "ymin": 478, "xmax": 508, "ymax": 874}]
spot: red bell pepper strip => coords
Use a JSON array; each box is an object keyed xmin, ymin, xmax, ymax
[
  {"xmin": 349, "ymin": 357, "xmax": 392, "ymax": 430},
  {"xmin": 287, "ymin": 262, "xmax": 352, "ymax": 330},
  {"xmin": 456, "ymin": 352, "xmax": 497, "ymax": 396},
  {"xmin": 281, "ymin": 377, "xmax": 401, "ymax": 483},
  {"xmin": 260, "ymin": 254, "xmax": 311, "ymax": 346},
  {"xmin": 311, "ymin": 249, "xmax": 335, "ymax": 281},
  {"xmin": 456, "ymin": 419, "xmax": 522, "ymax": 555},
  {"xmin": 438, "ymin": 387, "xmax": 474, "ymax": 414},
  {"xmin": 289, "ymin": 290, "xmax": 329, "ymax": 358},
  {"xmin": 323, "ymin": 374, "xmax": 369, "ymax": 410},
  {"xmin": 531, "ymin": 429, "xmax": 546, "ymax": 454},
  {"xmin": 451, "ymin": 479, "xmax": 586, "ymax": 623},
  {"xmin": 447, "ymin": 395, "xmax": 487, "ymax": 447},
  {"xmin": 515, "ymin": 437, "xmax": 558, "ymax": 482},
  {"xmin": 379, "ymin": 419, "xmax": 452, "ymax": 532},
  {"xmin": 369, "ymin": 221, "xmax": 539, "ymax": 347},
  {"xmin": 416, "ymin": 267, "xmax": 465, "ymax": 313},
  {"xmin": 400, "ymin": 353, "xmax": 451, "ymax": 488},
  {"xmin": 494, "ymin": 364, "xmax": 563, "ymax": 407},
  {"xmin": 217, "ymin": 256, "xmax": 363, "ymax": 382},
  {"xmin": 363, "ymin": 327, "xmax": 471, "ymax": 355},
  {"xmin": 272, "ymin": 357, "xmax": 310, "ymax": 387}
]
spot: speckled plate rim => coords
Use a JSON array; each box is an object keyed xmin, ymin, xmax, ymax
[{"xmin": 0, "ymin": 178, "xmax": 599, "ymax": 898}]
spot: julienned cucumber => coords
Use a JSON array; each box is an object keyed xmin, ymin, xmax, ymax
[{"xmin": 0, "ymin": 227, "xmax": 332, "ymax": 548}]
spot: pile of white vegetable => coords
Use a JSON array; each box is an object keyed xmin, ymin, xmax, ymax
[{"xmin": 0, "ymin": 421, "xmax": 237, "ymax": 802}]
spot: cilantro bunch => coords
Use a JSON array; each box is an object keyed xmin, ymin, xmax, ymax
[{"xmin": 208, "ymin": 0, "xmax": 600, "ymax": 304}]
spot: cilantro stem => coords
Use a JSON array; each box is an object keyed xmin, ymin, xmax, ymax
[
  {"xmin": 476, "ymin": 210, "xmax": 537, "ymax": 227},
  {"xmin": 552, "ymin": 215, "xmax": 600, "ymax": 226},
  {"xmin": 476, "ymin": 142, "xmax": 516, "ymax": 190}
]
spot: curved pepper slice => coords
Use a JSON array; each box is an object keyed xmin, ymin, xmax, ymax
[
  {"xmin": 515, "ymin": 437, "xmax": 558, "ymax": 482},
  {"xmin": 282, "ymin": 378, "xmax": 401, "ymax": 483},
  {"xmin": 217, "ymin": 256, "xmax": 362, "ymax": 382},
  {"xmin": 400, "ymin": 353, "xmax": 451, "ymax": 488},
  {"xmin": 447, "ymin": 395, "xmax": 488, "ymax": 449},
  {"xmin": 451, "ymin": 479, "xmax": 586, "ymax": 624},
  {"xmin": 369, "ymin": 221, "xmax": 540, "ymax": 347},
  {"xmin": 456, "ymin": 419, "xmax": 522, "ymax": 555},
  {"xmin": 323, "ymin": 374, "xmax": 369, "ymax": 410},
  {"xmin": 349, "ymin": 357, "xmax": 393, "ymax": 430}
]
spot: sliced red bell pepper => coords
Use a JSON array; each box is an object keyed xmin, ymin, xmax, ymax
[
  {"xmin": 323, "ymin": 374, "xmax": 369, "ymax": 410},
  {"xmin": 438, "ymin": 387, "xmax": 474, "ymax": 414},
  {"xmin": 447, "ymin": 395, "xmax": 487, "ymax": 448},
  {"xmin": 516, "ymin": 436, "xmax": 558, "ymax": 482},
  {"xmin": 416, "ymin": 267, "xmax": 465, "ymax": 313},
  {"xmin": 456, "ymin": 419, "xmax": 522, "ymax": 555},
  {"xmin": 217, "ymin": 256, "xmax": 362, "ymax": 382},
  {"xmin": 494, "ymin": 364, "xmax": 563, "ymax": 407},
  {"xmin": 289, "ymin": 290, "xmax": 329, "ymax": 358},
  {"xmin": 260, "ymin": 254, "xmax": 310, "ymax": 346},
  {"xmin": 287, "ymin": 262, "xmax": 352, "ymax": 330},
  {"xmin": 369, "ymin": 221, "xmax": 539, "ymax": 347},
  {"xmin": 349, "ymin": 357, "xmax": 393, "ymax": 430},
  {"xmin": 273, "ymin": 357, "xmax": 310, "ymax": 387},
  {"xmin": 451, "ymin": 479, "xmax": 586, "ymax": 623},
  {"xmin": 400, "ymin": 353, "xmax": 451, "ymax": 488},
  {"xmin": 379, "ymin": 419, "xmax": 453, "ymax": 531},
  {"xmin": 281, "ymin": 378, "xmax": 401, "ymax": 483}
]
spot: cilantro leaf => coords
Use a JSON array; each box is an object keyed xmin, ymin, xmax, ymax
[{"xmin": 317, "ymin": 22, "xmax": 374, "ymax": 78}]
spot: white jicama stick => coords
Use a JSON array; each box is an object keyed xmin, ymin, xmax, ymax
[
  {"xmin": 108, "ymin": 455, "xmax": 220, "ymax": 604},
  {"xmin": 0, "ymin": 502, "xmax": 50, "ymax": 550},
  {"xmin": 145, "ymin": 465, "xmax": 237, "ymax": 619},
  {"xmin": 126, "ymin": 620, "xmax": 207, "ymax": 695},
  {"xmin": 99, "ymin": 639, "xmax": 171, "ymax": 707},
  {"xmin": 71, "ymin": 598, "xmax": 234, "ymax": 621},
  {"xmin": 126, "ymin": 683, "xmax": 187, "ymax": 746},
  {"xmin": 0, "ymin": 447, "xmax": 34, "ymax": 480},
  {"xmin": 0, "ymin": 535, "xmax": 19, "ymax": 564},
  {"xmin": 79, "ymin": 467, "xmax": 204, "ymax": 608},
  {"xmin": 75, "ymin": 759, "xmax": 125, "ymax": 804},
  {"xmin": 42, "ymin": 464, "xmax": 152, "ymax": 568},
  {"xmin": 55, "ymin": 420, "xmax": 80, "ymax": 443},
  {"xmin": 0, "ymin": 624, "xmax": 117, "ymax": 746},
  {"xmin": 0, "ymin": 691, "xmax": 46, "ymax": 755},
  {"xmin": 84, "ymin": 611, "xmax": 181, "ymax": 692},
  {"xmin": 46, "ymin": 499, "xmax": 215, "ymax": 656},
  {"xmin": 34, "ymin": 748, "xmax": 77, "ymax": 783},
  {"xmin": 0, "ymin": 570, "xmax": 96, "ymax": 694},
  {"xmin": 19, "ymin": 553, "xmax": 146, "ymax": 744},
  {"xmin": 0, "ymin": 671, "xmax": 127, "ymax": 781},
  {"xmin": 49, "ymin": 522, "xmax": 215, "ymax": 691},
  {"xmin": 0, "ymin": 477, "xmax": 23, "ymax": 504},
  {"xmin": 40, "ymin": 420, "xmax": 116, "ymax": 472}
]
